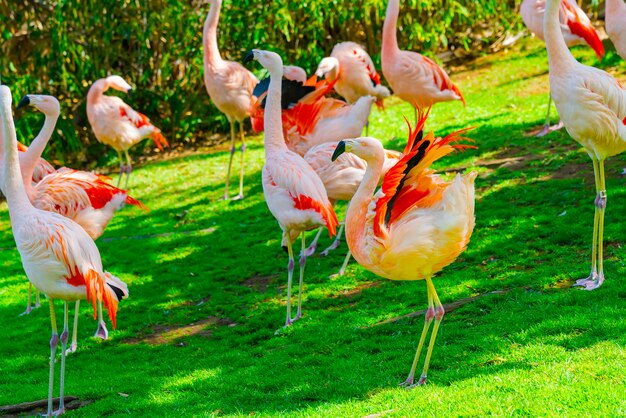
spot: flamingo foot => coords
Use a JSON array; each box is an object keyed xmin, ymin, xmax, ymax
[
  {"xmin": 535, "ymin": 121, "xmax": 564, "ymax": 137},
  {"xmin": 94, "ymin": 321, "xmax": 108, "ymax": 340},
  {"xmin": 231, "ymin": 193, "xmax": 245, "ymax": 201},
  {"xmin": 573, "ymin": 272, "xmax": 604, "ymax": 290},
  {"xmin": 320, "ymin": 239, "xmax": 341, "ymax": 256},
  {"xmin": 304, "ymin": 242, "xmax": 317, "ymax": 257},
  {"xmin": 399, "ymin": 377, "xmax": 414, "ymax": 387},
  {"xmin": 20, "ymin": 305, "xmax": 33, "ymax": 316},
  {"xmin": 65, "ymin": 341, "xmax": 77, "ymax": 355}
]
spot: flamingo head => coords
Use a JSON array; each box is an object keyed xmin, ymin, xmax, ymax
[
  {"xmin": 105, "ymin": 75, "xmax": 133, "ymax": 94},
  {"xmin": 283, "ymin": 66, "xmax": 307, "ymax": 84},
  {"xmin": 315, "ymin": 57, "xmax": 339, "ymax": 78},
  {"xmin": 332, "ymin": 137, "xmax": 384, "ymax": 163},
  {"xmin": 244, "ymin": 49, "xmax": 283, "ymax": 78},
  {"xmin": 17, "ymin": 95, "xmax": 60, "ymax": 118}
]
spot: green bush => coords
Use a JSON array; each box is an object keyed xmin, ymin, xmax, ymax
[{"xmin": 1, "ymin": 0, "xmax": 528, "ymax": 167}]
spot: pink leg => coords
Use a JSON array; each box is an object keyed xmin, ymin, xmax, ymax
[
  {"xmin": 47, "ymin": 299, "xmax": 58, "ymax": 417},
  {"xmin": 293, "ymin": 233, "xmax": 307, "ymax": 322},
  {"xmin": 536, "ymin": 94, "xmax": 564, "ymax": 137},
  {"xmin": 94, "ymin": 300, "xmax": 109, "ymax": 340}
]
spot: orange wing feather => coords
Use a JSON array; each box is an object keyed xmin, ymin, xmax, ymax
[
  {"xmin": 562, "ymin": 1, "xmax": 605, "ymax": 59},
  {"xmin": 292, "ymin": 194, "xmax": 339, "ymax": 236}
]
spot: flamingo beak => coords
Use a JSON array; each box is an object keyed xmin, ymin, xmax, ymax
[
  {"xmin": 332, "ymin": 141, "xmax": 347, "ymax": 162},
  {"xmin": 17, "ymin": 96, "xmax": 30, "ymax": 110},
  {"xmin": 243, "ymin": 50, "xmax": 256, "ymax": 64}
]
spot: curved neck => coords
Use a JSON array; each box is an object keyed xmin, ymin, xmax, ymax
[
  {"xmin": 606, "ymin": 0, "xmax": 623, "ymax": 13},
  {"xmin": 87, "ymin": 79, "xmax": 108, "ymax": 106},
  {"xmin": 21, "ymin": 111, "xmax": 59, "ymax": 184},
  {"xmin": 264, "ymin": 67, "xmax": 288, "ymax": 153},
  {"xmin": 203, "ymin": 0, "xmax": 224, "ymax": 67},
  {"xmin": 382, "ymin": 0, "xmax": 400, "ymax": 61},
  {"xmin": 345, "ymin": 154, "xmax": 384, "ymax": 263},
  {"xmin": 544, "ymin": 0, "xmax": 577, "ymax": 70},
  {"xmin": 1, "ymin": 95, "xmax": 33, "ymax": 215}
]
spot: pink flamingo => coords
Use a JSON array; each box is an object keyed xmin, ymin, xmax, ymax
[
  {"xmin": 520, "ymin": 0, "xmax": 605, "ymax": 136},
  {"xmin": 303, "ymin": 141, "xmax": 401, "ymax": 274},
  {"xmin": 606, "ymin": 0, "xmax": 626, "ymax": 60},
  {"xmin": 203, "ymin": 0, "xmax": 259, "ymax": 200},
  {"xmin": 16, "ymin": 141, "xmax": 55, "ymax": 183},
  {"xmin": 315, "ymin": 42, "xmax": 390, "ymax": 106},
  {"xmin": 8, "ymin": 94, "xmax": 143, "ymax": 350},
  {"xmin": 544, "ymin": 0, "xmax": 626, "ymax": 289},
  {"xmin": 1, "ymin": 84, "xmax": 128, "ymax": 416},
  {"xmin": 245, "ymin": 49, "xmax": 338, "ymax": 327},
  {"xmin": 86, "ymin": 75, "xmax": 168, "ymax": 189},
  {"xmin": 283, "ymin": 65, "xmax": 308, "ymax": 84},
  {"xmin": 332, "ymin": 107, "xmax": 476, "ymax": 386},
  {"xmin": 382, "ymin": 0, "xmax": 465, "ymax": 120}
]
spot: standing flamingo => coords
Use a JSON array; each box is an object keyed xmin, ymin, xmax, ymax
[
  {"xmin": 332, "ymin": 108, "xmax": 476, "ymax": 386},
  {"xmin": 244, "ymin": 49, "xmax": 338, "ymax": 327},
  {"xmin": 303, "ymin": 141, "xmax": 401, "ymax": 275},
  {"xmin": 315, "ymin": 42, "xmax": 390, "ymax": 106},
  {"xmin": 203, "ymin": 0, "xmax": 259, "ymax": 200},
  {"xmin": 86, "ymin": 75, "xmax": 168, "ymax": 189},
  {"xmin": 520, "ymin": 0, "xmax": 605, "ymax": 136},
  {"xmin": 543, "ymin": 0, "xmax": 626, "ymax": 289},
  {"xmin": 606, "ymin": 0, "xmax": 626, "ymax": 60},
  {"xmin": 0, "ymin": 84, "xmax": 129, "ymax": 416},
  {"xmin": 382, "ymin": 0, "xmax": 465, "ymax": 120},
  {"xmin": 8, "ymin": 94, "xmax": 143, "ymax": 349}
]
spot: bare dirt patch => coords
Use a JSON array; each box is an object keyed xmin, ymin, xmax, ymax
[
  {"xmin": 123, "ymin": 316, "xmax": 236, "ymax": 346},
  {"xmin": 242, "ymin": 275, "xmax": 277, "ymax": 293},
  {"xmin": 1, "ymin": 397, "xmax": 93, "ymax": 416}
]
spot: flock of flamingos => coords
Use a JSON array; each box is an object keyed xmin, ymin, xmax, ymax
[{"xmin": 0, "ymin": 0, "xmax": 625, "ymax": 415}]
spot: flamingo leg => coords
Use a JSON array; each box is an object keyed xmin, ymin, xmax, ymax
[
  {"xmin": 94, "ymin": 299, "xmax": 109, "ymax": 340},
  {"xmin": 304, "ymin": 227, "xmax": 323, "ymax": 257},
  {"xmin": 575, "ymin": 157, "xmax": 606, "ymax": 290},
  {"xmin": 123, "ymin": 150, "xmax": 133, "ymax": 190},
  {"xmin": 47, "ymin": 298, "xmax": 58, "ymax": 417},
  {"xmin": 57, "ymin": 301, "xmax": 69, "ymax": 415},
  {"xmin": 67, "ymin": 300, "xmax": 80, "ymax": 354},
  {"xmin": 283, "ymin": 232, "xmax": 296, "ymax": 327},
  {"xmin": 293, "ymin": 232, "xmax": 307, "ymax": 322},
  {"xmin": 232, "ymin": 122, "xmax": 246, "ymax": 200},
  {"xmin": 321, "ymin": 223, "xmax": 345, "ymax": 256},
  {"xmin": 336, "ymin": 250, "xmax": 352, "ymax": 277},
  {"xmin": 21, "ymin": 283, "xmax": 34, "ymax": 316},
  {"xmin": 222, "ymin": 120, "xmax": 237, "ymax": 200},
  {"xmin": 116, "ymin": 150, "xmax": 125, "ymax": 188},
  {"xmin": 35, "ymin": 289, "xmax": 41, "ymax": 308},
  {"xmin": 535, "ymin": 93, "xmax": 564, "ymax": 137},
  {"xmin": 416, "ymin": 278, "xmax": 445, "ymax": 386},
  {"xmin": 400, "ymin": 284, "xmax": 434, "ymax": 387}
]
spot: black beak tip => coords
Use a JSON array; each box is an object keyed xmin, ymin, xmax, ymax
[
  {"xmin": 331, "ymin": 141, "xmax": 346, "ymax": 162},
  {"xmin": 243, "ymin": 50, "xmax": 255, "ymax": 64},
  {"xmin": 17, "ymin": 96, "xmax": 30, "ymax": 110}
]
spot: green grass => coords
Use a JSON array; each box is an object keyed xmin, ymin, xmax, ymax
[{"xmin": 1, "ymin": 39, "xmax": 626, "ymax": 416}]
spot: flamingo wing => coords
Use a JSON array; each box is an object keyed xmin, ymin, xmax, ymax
[{"xmin": 561, "ymin": 0, "xmax": 604, "ymax": 59}]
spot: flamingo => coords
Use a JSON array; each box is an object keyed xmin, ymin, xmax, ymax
[
  {"xmin": 6, "ymin": 94, "xmax": 143, "ymax": 350},
  {"xmin": 303, "ymin": 141, "xmax": 401, "ymax": 275},
  {"xmin": 520, "ymin": 0, "xmax": 605, "ymax": 136},
  {"xmin": 382, "ymin": 0, "xmax": 465, "ymax": 121},
  {"xmin": 244, "ymin": 49, "xmax": 338, "ymax": 327},
  {"xmin": 331, "ymin": 107, "xmax": 476, "ymax": 386},
  {"xmin": 86, "ymin": 75, "xmax": 168, "ymax": 189},
  {"xmin": 16, "ymin": 141, "xmax": 55, "ymax": 183},
  {"xmin": 543, "ymin": 0, "xmax": 626, "ymax": 289},
  {"xmin": 0, "ymin": 84, "xmax": 129, "ymax": 416},
  {"xmin": 251, "ymin": 76, "xmax": 375, "ymax": 156},
  {"xmin": 315, "ymin": 42, "xmax": 390, "ymax": 106},
  {"xmin": 203, "ymin": 0, "xmax": 259, "ymax": 200},
  {"xmin": 606, "ymin": 0, "xmax": 626, "ymax": 60},
  {"xmin": 283, "ymin": 65, "xmax": 308, "ymax": 84}
]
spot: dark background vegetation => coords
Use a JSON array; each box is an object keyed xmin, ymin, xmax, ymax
[{"xmin": 0, "ymin": 0, "xmax": 600, "ymax": 167}]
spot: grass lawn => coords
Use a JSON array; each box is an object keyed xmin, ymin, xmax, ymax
[{"xmin": 1, "ymin": 39, "xmax": 626, "ymax": 416}]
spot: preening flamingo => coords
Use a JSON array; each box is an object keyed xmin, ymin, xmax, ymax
[
  {"xmin": 283, "ymin": 65, "xmax": 308, "ymax": 84},
  {"xmin": 520, "ymin": 0, "xmax": 605, "ymax": 136},
  {"xmin": 203, "ymin": 0, "xmax": 259, "ymax": 200},
  {"xmin": 303, "ymin": 141, "xmax": 401, "ymax": 275},
  {"xmin": 382, "ymin": 0, "xmax": 465, "ymax": 119},
  {"xmin": 543, "ymin": 0, "xmax": 626, "ymax": 289},
  {"xmin": 0, "ymin": 84, "xmax": 129, "ymax": 416},
  {"xmin": 251, "ymin": 77, "xmax": 375, "ymax": 156},
  {"xmin": 606, "ymin": 0, "xmax": 626, "ymax": 60},
  {"xmin": 86, "ymin": 75, "xmax": 168, "ymax": 189},
  {"xmin": 244, "ymin": 49, "xmax": 338, "ymax": 327},
  {"xmin": 8, "ymin": 94, "xmax": 142, "ymax": 349},
  {"xmin": 315, "ymin": 42, "xmax": 390, "ymax": 106},
  {"xmin": 332, "ymin": 108, "xmax": 476, "ymax": 386}
]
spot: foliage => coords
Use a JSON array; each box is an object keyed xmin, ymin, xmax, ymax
[
  {"xmin": 0, "ymin": 39, "xmax": 625, "ymax": 416},
  {"xmin": 0, "ymin": 0, "xmax": 526, "ymax": 167}
]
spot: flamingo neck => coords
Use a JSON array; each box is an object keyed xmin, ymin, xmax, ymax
[
  {"xmin": 345, "ymin": 152, "xmax": 384, "ymax": 264},
  {"xmin": 203, "ymin": 0, "xmax": 224, "ymax": 68},
  {"xmin": 20, "ymin": 110, "xmax": 59, "ymax": 185},
  {"xmin": 606, "ymin": 0, "xmax": 624, "ymax": 14},
  {"xmin": 1, "ymin": 92, "xmax": 33, "ymax": 216},
  {"xmin": 382, "ymin": 0, "xmax": 400, "ymax": 62},
  {"xmin": 87, "ymin": 79, "xmax": 108, "ymax": 106},
  {"xmin": 264, "ymin": 67, "xmax": 288, "ymax": 154},
  {"xmin": 544, "ymin": 0, "xmax": 577, "ymax": 70}
]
